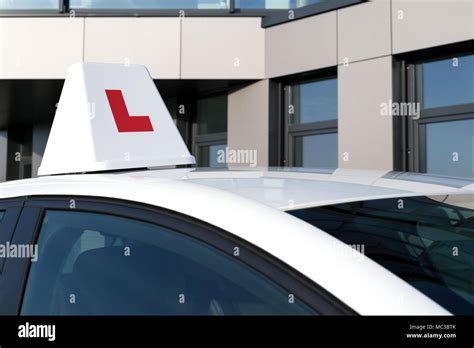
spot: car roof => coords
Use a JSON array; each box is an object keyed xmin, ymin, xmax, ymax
[
  {"xmin": 120, "ymin": 167, "xmax": 474, "ymax": 210},
  {"xmin": 1, "ymin": 167, "xmax": 472, "ymax": 211},
  {"xmin": 0, "ymin": 169, "xmax": 454, "ymax": 315}
]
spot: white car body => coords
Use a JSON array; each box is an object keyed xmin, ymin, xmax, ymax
[
  {"xmin": 1, "ymin": 63, "xmax": 472, "ymax": 316},
  {"xmin": 2, "ymin": 168, "xmax": 472, "ymax": 315}
]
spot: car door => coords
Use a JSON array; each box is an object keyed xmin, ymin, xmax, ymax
[{"xmin": 13, "ymin": 196, "xmax": 354, "ymax": 316}]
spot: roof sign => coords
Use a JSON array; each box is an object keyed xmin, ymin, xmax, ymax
[{"xmin": 38, "ymin": 63, "xmax": 195, "ymax": 176}]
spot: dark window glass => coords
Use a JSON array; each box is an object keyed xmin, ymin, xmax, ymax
[
  {"xmin": 425, "ymin": 119, "xmax": 474, "ymax": 178},
  {"xmin": 289, "ymin": 195, "xmax": 474, "ymax": 315},
  {"xmin": 196, "ymin": 95, "xmax": 227, "ymax": 135},
  {"xmin": 0, "ymin": 211, "xmax": 4, "ymax": 222},
  {"xmin": 290, "ymin": 78, "xmax": 338, "ymax": 124},
  {"xmin": 420, "ymin": 54, "xmax": 474, "ymax": 109},
  {"xmin": 0, "ymin": 0, "xmax": 59, "ymax": 9},
  {"xmin": 294, "ymin": 133, "xmax": 337, "ymax": 168},
  {"xmin": 22, "ymin": 211, "xmax": 315, "ymax": 315},
  {"xmin": 197, "ymin": 143, "xmax": 227, "ymax": 168},
  {"xmin": 70, "ymin": 0, "xmax": 229, "ymax": 9}
]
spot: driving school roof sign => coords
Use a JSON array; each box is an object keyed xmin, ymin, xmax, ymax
[{"xmin": 38, "ymin": 63, "xmax": 195, "ymax": 176}]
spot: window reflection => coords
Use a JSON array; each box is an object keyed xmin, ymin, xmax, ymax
[{"xmin": 421, "ymin": 54, "xmax": 474, "ymax": 109}]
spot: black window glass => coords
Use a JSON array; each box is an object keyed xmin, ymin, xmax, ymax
[
  {"xmin": 21, "ymin": 210, "xmax": 315, "ymax": 315},
  {"xmin": 196, "ymin": 95, "xmax": 227, "ymax": 135},
  {"xmin": 289, "ymin": 195, "xmax": 474, "ymax": 315},
  {"xmin": 0, "ymin": 211, "xmax": 4, "ymax": 222},
  {"xmin": 420, "ymin": 54, "xmax": 474, "ymax": 109}
]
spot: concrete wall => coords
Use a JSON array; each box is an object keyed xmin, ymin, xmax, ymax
[{"xmin": 228, "ymin": 80, "xmax": 269, "ymax": 167}]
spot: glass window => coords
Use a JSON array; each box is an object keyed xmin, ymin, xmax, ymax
[
  {"xmin": 236, "ymin": 0, "xmax": 322, "ymax": 9},
  {"xmin": 196, "ymin": 95, "xmax": 227, "ymax": 135},
  {"xmin": 284, "ymin": 74, "xmax": 338, "ymax": 168},
  {"xmin": 70, "ymin": 0, "xmax": 229, "ymax": 9},
  {"xmin": 0, "ymin": 211, "xmax": 4, "ymax": 222},
  {"xmin": 198, "ymin": 143, "xmax": 227, "ymax": 168},
  {"xmin": 290, "ymin": 78, "xmax": 338, "ymax": 124},
  {"xmin": 294, "ymin": 133, "xmax": 337, "ymax": 168},
  {"xmin": 420, "ymin": 54, "xmax": 474, "ymax": 109},
  {"xmin": 425, "ymin": 119, "xmax": 474, "ymax": 179},
  {"xmin": 0, "ymin": 0, "xmax": 59, "ymax": 9},
  {"xmin": 289, "ymin": 195, "xmax": 474, "ymax": 315},
  {"xmin": 21, "ymin": 210, "xmax": 315, "ymax": 315}
]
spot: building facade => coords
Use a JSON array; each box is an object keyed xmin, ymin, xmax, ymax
[{"xmin": 0, "ymin": 0, "xmax": 472, "ymax": 182}]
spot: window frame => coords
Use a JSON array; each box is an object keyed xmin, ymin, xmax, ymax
[
  {"xmin": 280, "ymin": 70, "xmax": 338, "ymax": 167},
  {"xmin": 398, "ymin": 44, "xmax": 474, "ymax": 175},
  {"xmin": 16, "ymin": 195, "xmax": 355, "ymax": 315},
  {"xmin": 0, "ymin": 199, "xmax": 37, "ymax": 315}
]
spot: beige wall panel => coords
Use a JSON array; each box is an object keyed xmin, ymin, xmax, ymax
[
  {"xmin": 0, "ymin": 18, "xmax": 84, "ymax": 79},
  {"xmin": 228, "ymin": 80, "xmax": 269, "ymax": 167},
  {"xmin": 181, "ymin": 18, "xmax": 264, "ymax": 79},
  {"xmin": 265, "ymin": 12, "xmax": 337, "ymax": 78},
  {"xmin": 84, "ymin": 18, "xmax": 180, "ymax": 79},
  {"xmin": 338, "ymin": 0, "xmax": 392, "ymax": 64},
  {"xmin": 338, "ymin": 56, "xmax": 394, "ymax": 170},
  {"xmin": 392, "ymin": 0, "xmax": 474, "ymax": 54}
]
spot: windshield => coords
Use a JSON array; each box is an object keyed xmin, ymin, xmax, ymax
[{"xmin": 288, "ymin": 194, "xmax": 474, "ymax": 314}]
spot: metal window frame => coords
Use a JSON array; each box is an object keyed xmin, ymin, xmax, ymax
[
  {"xmin": 404, "ymin": 47, "xmax": 474, "ymax": 174},
  {"xmin": 14, "ymin": 195, "xmax": 356, "ymax": 315},
  {"xmin": 279, "ymin": 71, "xmax": 338, "ymax": 167}
]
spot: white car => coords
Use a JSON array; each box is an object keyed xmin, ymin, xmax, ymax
[{"xmin": 0, "ymin": 63, "xmax": 472, "ymax": 316}]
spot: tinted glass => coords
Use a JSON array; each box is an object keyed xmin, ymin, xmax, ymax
[
  {"xmin": 0, "ymin": 211, "xmax": 4, "ymax": 222},
  {"xmin": 294, "ymin": 133, "xmax": 337, "ymax": 168},
  {"xmin": 425, "ymin": 119, "xmax": 474, "ymax": 179},
  {"xmin": 197, "ymin": 143, "xmax": 227, "ymax": 168},
  {"xmin": 70, "ymin": 0, "xmax": 229, "ymax": 9},
  {"xmin": 421, "ymin": 54, "xmax": 474, "ymax": 109},
  {"xmin": 236, "ymin": 0, "xmax": 322, "ymax": 9},
  {"xmin": 22, "ymin": 210, "xmax": 315, "ymax": 315},
  {"xmin": 0, "ymin": 0, "xmax": 59, "ymax": 9},
  {"xmin": 289, "ymin": 195, "xmax": 474, "ymax": 314},
  {"xmin": 196, "ymin": 95, "xmax": 227, "ymax": 135},
  {"xmin": 290, "ymin": 78, "xmax": 337, "ymax": 124}
]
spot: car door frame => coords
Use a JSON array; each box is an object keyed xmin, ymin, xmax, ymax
[
  {"xmin": 0, "ymin": 197, "xmax": 39, "ymax": 315},
  {"xmin": 13, "ymin": 195, "xmax": 357, "ymax": 316}
]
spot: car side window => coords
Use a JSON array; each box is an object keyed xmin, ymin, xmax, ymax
[
  {"xmin": 0, "ymin": 211, "xmax": 4, "ymax": 222},
  {"xmin": 21, "ymin": 210, "xmax": 316, "ymax": 315}
]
